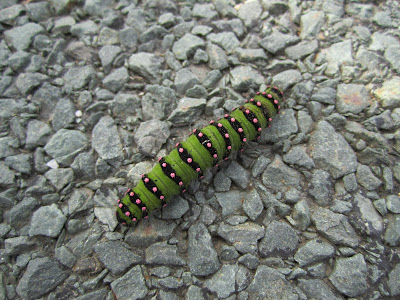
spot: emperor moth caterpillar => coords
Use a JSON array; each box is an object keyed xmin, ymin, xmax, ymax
[{"xmin": 116, "ymin": 86, "xmax": 284, "ymax": 226}]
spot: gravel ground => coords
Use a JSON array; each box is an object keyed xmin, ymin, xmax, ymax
[{"xmin": 1, "ymin": 0, "xmax": 400, "ymax": 299}]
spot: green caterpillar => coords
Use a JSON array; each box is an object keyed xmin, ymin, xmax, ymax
[{"xmin": 116, "ymin": 86, "xmax": 284, "ymax": 225}]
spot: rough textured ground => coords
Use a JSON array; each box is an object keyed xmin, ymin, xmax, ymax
[{"xmin": 1, "ymin": 0, "xmax": 400, "ymax": 299}]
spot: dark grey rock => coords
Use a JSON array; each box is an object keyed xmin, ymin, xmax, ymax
[
  {"xmin": 4, "ymin": 153, "xmax": 32, "ymax": 174},
  {"xmin": 174, "ymin": 68, "xmax": 200, "ymax": 95},
  {"xmin": 365, "ymin": 110, "xmax": 395, "ymax": 131},
  {"xmin": 102, "ymin": 67, "xmax": 129, "ymax": 93},
  {"xmin": 259, "ymin": 31, "xmax": 299, "ymax": 54},
  {"xmin": 16, "ymin": 72, "xmax": 48, "ymax": 95},
  {"xmin": 215, "ymin": 191, "xmax": 242, "ymax": 217},
  {"xmin": 352, "ymin": 193, "xmax": 383, "ymax": 236},
  {"xmin": 26, "ymin": 1, "xmax": 51, "ymax": 22},
  {"xmin": 8, "ymin": 51, "xmax": 31, "ymax": 72},
  {"xmin": 0, "ymin": 137, "xmax": 19, "ymax": 160},
  {"xmin": 70, "ymin": 20, "xmax": 99, "ymax": 38},
  {"xmin": 199, "ymin": 205, "xmax": 217, "ymax": 225},
  {"xmin": 0, "ymin": 4, "xmax": 25, "ymax": 25},
  {"xmin": 29, "ymin": 204, "xmax": 66, "ymax": 237},
  {"xmin": 168, "ymin": 97, "xmax": 206, "ymax": 125},
  {"xmin": 246, "ymin": 265, "xmax": 298, "ymax": 299},
  {"xmin": 4, "ymin": 22, "xmax": 44, "ymax": 51},
  {"xmin": 158, "ymin": 276, "xmax": 183, "ymax": 290},
  {"xmin": 272, "ymin": 69, "xmax": 303, "ymax": 91},
  {"xmin": 220, "ymin": 245, "xmax": 239, "ymax": 260},
  {"xmin": 373, "ymin": 198, "xmax": 387, "ymax": 216},
  {"xmin": 162, "ymin": 195, "xmax": 189, "ymax": 219},
  {"xmin": 212, "ymin": 18, "xmax": 244, "ymax": 38},
  {"xmin": 230, "ymin": 65, "xmax": 264, "ymax": 92},
  {"xmin": 44, "ymin": 129, "xmax": 88, "ymax": 166},
  {"xmin": 24, "ymin": 175, "xmax": 55, "ymax": 197},
  {"xmin": 293, "ymin": 199, "xmax": 310, "ymax": 231},
  {"xmin": 373, "ymin": 77, "xmax": 400, "ymax": 108},
  {"xmin": 294, "ymin": 238, "xmax": 335, "ymax": 267},
  {"xmin": 300, "ymin": 10, "xmax": 325, "ymax": 39},
  {"xmin": 202, "ymin": 70, "xmax": 222, "ymax": 89},
  {"xmin": 384, "ymin": 214, "xmax": 400, "ymax": 246},
  {"xmin": 224, "ymin": 161, "xmax": 249, "ymax": 189},
  {"xmin": 204, "ymin": 264, "xmax": 237, "ymax": 298},
  {"xmin": 325, "ymin": 40, "xmax": 353, "ymax": 76},
  {"xmin": 311, "ymin": 87, "xmax": 336, "ymax": 104},
  {"xmin": 52, "ymin": 98, "xmax": 75, "ymax": 131},
  {"xmin": 218, "ymin": 222, "xmax": 264, "ymax": 254},
  {"xmin": 206, "ymin": 43, "xmax": 229, "ymax": 70},
  {"xmin": 298, "ymin": 279, "xmax": 342, "ymax": 300},
  {"xmin": 140, "ymin": 24, "xmax": 168, "ymax": 43},
  {"xmin": 385, "ymin": 45, "xmax": 400, "ymax": 73},
  {"xmin": 26, "ymin": 120, "xmax": 52, "ymax": 149},
  {"xmin": 310, "ymin": 121, "xmax": 357, "ymax": 179},
  {"xmin": 262, "ymin": 155, "xmax": 302, "ymax": 192},
  {"xmin": 142, "ymin": 85, "xmax": 176, "ymax": 120},
  {"xmin": 251, "ymin": 155, "xmax": 270, "ymax": 178},
  {"xmin": 207, "ymin": 32, "xmax": 240, "ymax": 53},
  {"xmin": 4, "ymin": 236, "xmax": 36, "ymax": 256},
  {"xmin": 236, "ymin": 48, "xmax": 268, "ymax": 65},
  {"xmin": 387, "ymin": 195, "xmax": 400, "ymax": 213},
  {"xmin": 9, "ymin": 197, "xmax": 38, "ymax": 228},
  {"xmin": 32, "ymin": 82, "xmax": 62, "ymax": 120},
  {"xmin": 55, "ymin": 245, "xmax": 77, "ymax": 268},
  {"xmin": 192, "ymin": 24, "xmax": 212, "ymax": 36},
  {"xmin": 285, "ymin": 39, "xmax": 319, "ymax": 60},
  {"xmin": 111, "ymin": 265, "xmax": 148, "ymax": 300},
  {"xmin": 128, "ymin": 52, "xmax": 164, "ymax": 84},
  {"xmin": 44, "ymin": 168, "xmax": 74, "ymax": 191},
  {"xmin": 94, "ymin": 241, "xmax": 141, "ymax": 274},
  {"xmin": 193, "ymin": 3, "xmax": 218, "ymax": 20},
  {"xmin": 172, "ymin": 33, "xmax": 205, "ymax": 60},
  {"xmin": 52, "ymin": 16, "xmax": 76, "ymax": 34},
  {"xmin": 329, "ymin": 254, "xmax": 368, "ymax": 297},
  {"xmin": 125, "ymin": 219, "xmax": 177, "ymax": 247},
  {"xmin": 243, "ymin": 189, "xmax": 263, "ymax": 221},
  {"xmin": 16, "ymin": 257, "xmax": 67, "ymax": 300},
  {"xmin": 188, "ymin": 223, "xmax": 220, "ymax": 276},
  {"xmin": 238, "ymin": 253, "xmax": 259, "ymax": 270},
  {"xmin": 135, "ymin": 119, "xmax": 170, "ymax": 157},
  {"xmin": 308, "ymin": 170, "xmax": 333, "ymax": 206},
  {"xmin": 388, "ymin": 263, "xmax": 400, "ymax": 296},
  {"xmin": 71, "ymin": 151, "xmax": 95, "ymax": 180},
  {"xmin": 63, "ymin": 66, "xmax": 96, "ymax": 93},
  {"xmin": 186, "ymin": 285, "xmax": 205, "ymax": 299},
  {"xmin": 259, "ymin": 221, "xmax": 299, "ymax": 257},
  {"xmin": 356, "ymin": 164, "xmax": 382, "ymax": 191},
  {"xmin": 336, "ymin": 84, "xmax": 370, "ymax": 114},
  {"xmin": 75, "ymin": 289, "xmax": 108, "ymax": 300},
  {"xmin": 98, "ymin": 45, "xmax": 122, "ymax": 74},
  {"xmin": 186, "ymin": 84, "xmax": 208, "ymax": 98},
  {"xmin": 312, "ymin": 207, "xmax": 359, "ymax": 247},
  {"xmin": 238, "ymin": 0, "xmax": 262, "ymax": 28},
  {"xmin": 283, "ymin": 146, "xmax": 315, "ymax": 169},
  {"xmin": 92, "ymin": 116, "xmax": 124, "ymax": 167}
]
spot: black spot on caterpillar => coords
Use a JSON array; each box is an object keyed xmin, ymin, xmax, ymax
[{"xmin": 116, "ymin": 86, "xmax": 284, "ymax": 226}]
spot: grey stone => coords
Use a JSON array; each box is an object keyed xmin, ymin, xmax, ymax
[
  {"xmin": 188, "ymin": 223, "xmax": 220, "ymax": 276},
  {"xmin": 206, "ymin": 43, "xmax": 229, "ymax": 70},
  {"xmin": 311, "ymin": 87, "xmax": 336, "ymax": 105},
  {"xmin": 8, "ymin": 51, "xmax": 31, "ymax": 72},
  {"xmin": 308, "ymin": 170, "xmax": 333, "ymax": 206},
  {"xmin": 71, "ymin": 152, "xmax": 95, "ymax": 180},
  {"xmin": 300, "ymin": 10, "xmax": 325, "ymax": 39},
  {"xmin": 220, "ymin": 245, "xmax": 239, "ymax": 260},
  {"xmin": 16, "ymin": 72, "xmax": 48, "ymax": 95},
  {"xmin": 336, "ymin": 84, "xmax": 370, "ymax": 114},
  {"xmin": 262, "ymin": 155, "xmax": 302, "ymax": 192},
  {"xmin": 174, "ymin": 68, "xmax": 200, "ymax": 94},
  {"xmin": 369, "ymin": 32, "xmax": 400, "ymax": 52},
  {"xmin": 75, "ymin": 289, "xmax": 108, "ymax": 300},
  {"xmin": 193, "ymin": 49, "xmax": 208, "ymax": 64},
  {"xmin": 94, "ymin": 241, "xmax": 141, "ymax": 274},
  {"xmin": 111, "ymin": 266, "xmax": 148, "ymax": 300},
  {"xmin": 238, "ymin": 253, "xmax": 259, "ymax": 270},
  {"xmin": 102, "ymin": 67, "xmax": 129, "ymax": 93},
  {"xmin": 186, "ymin": 285, "xmax": 205, "ymax": 300},
  {"xmin": 243, "ymin": 189, "xmax": 263, "ymax": 221},
  {"xmin": 193, "ymin": 3, "xmax": 218, "ymax": 20},
  {"xmin": 92, "ymin": 116, "xmax": 124, "ymax": 167},
  {"xmin": 44, "ymin": 168, "xmax": 74, "ymax": 191},
  {"xmin": 4, "ymin": 153, "xmax": 32, "ymax": 174},
  {"xmin": 135, "ymin": 120, "xmax": 170, "ymax": 157},
  {"xmin": 218, "ymin": 222, "xmax": 264, "ymax": 254},
  {"xmin": 162, "ymin": 196, "xmax": 189, "ymax": 219},
  {"xmin": 98, "ymin": 45, "xmax": 122, "ymax": 74},
  {"xmin": 204, "ymin": 264, "xmax": 237, "ymax": 298},
  {"xmin": 168, "ymin": 97, "xmax": 206, "ymax": 125},
  {"xmin": 186, "ymin": 84, "xmax": 208, "ymax": 98},
  {"xmin": 388, "ymin": 263, "xmax": 400, "ymax": 296},
  {"xmin": 29, "ymin": 204, "xmax": 66, "ymax": 237},
  {"xmin": 224, "ymin": 161, "xmax": 249, "ymax": 189},
  {"xmin": 52, "ymin": 16, "xmax": 76, "ymax": 34},
  {"xmin": 312, "ymin": 207, "xmax": 359, "ymax": 247},
  {"xmin": 356, "ymin": 164, "xmax": 382, "ymax": 191},
  {"xmin": 165, "ymin": 51, "xmax": 182, "ymax": 71},
  {"xmin": 294, "ymin": 239, "xmax": 335, "ymax": 267},
  {"xmin": 215, "ymin": 191, "xmax": 243, "ymax": 217},
  {"xmin": 63, "ymin": 66, "xmax": 96, "ymax": 93},
  {"xmin": 4, "ymin": 236, "xmax": 36, "ymax": 256},
  {"xmin": 4, "ymin": 22, "xmax": 44, "ymax": 51},
  {"xmin": 283, "ymin": 146, "xmax": 315, "ymax": 169},
  {"xmin": 0, "ymin": 4, "xmax": 25, "ymax": 25},
  {"xmin": 9, "ymin": 197, "xmax": 38, "ymax": 228},
  {"xmin": 387, "ymin": 195, "xmax": 400, "ymax": 214},
  {"xmin": 139, "ymin": 25, "xmax": 168, "ymax": 43},
  {"xmin": 142, "ymin": 85, "xmax": 176, "ymax": 120},
  {"xmin": 238, "ymin": 0, "xmax": 262, "ymax": 28},
  {"xmin": 259, "ymin": 31, "xmax": 299, "ymax": 54},
  {"xmin": 70, "ymin": 20, "xmax": 99, "ymax": 38},
  {"xmin": 298, "ymin": 279, "xmax": 342, "ymax": 300},
  {"xmin": 32, "ymin": 83, "xmax": 62, "ymax": 120},
  {"xmin": 310, "ymin": 121, "xmax": 357, "ymax": 179},
  {"xmin": 285, "ymin": 40, "xmax": 319, "ymax": 60},
  {"xmin": 16, "ymin": 257, "xmax": 67, "ymax": 300},
  {"xmin": 352, "ymin": 193, "xmax": 383, "ymax": 236},
  {"xmin": 385, "ymin": 45, "xmax": 400, "ymax": 73},
  {"xmin": 24, "ymin": 175, "xmax": 55, "ymax": 197},
  {"xmin": 212, "ymin": 19, "xmax": 244, "ymax": 38},
  {"xmin": 52, "ymin": 98, "xmax": 75, "ymax": 131},
  {"xmin": 158, "ymin": 276, "xmax": 183, "ymax": 290},
  {"xmin": 236, "ymin": 48, "xmax": 268, "ymax": 65},
  {"xmin": 374, "ymin": 77, "xmax": 400, "ymax": 108},
  {"xmin": 259, "ymin": 221, "xmax": 299, "ymax": 257},
  {"xmin": 55, "ymin": 245, "xmax": 77, "ymax": 268},
  {"xmin": 26, "ymin": 1, "xmax": 51, "ymax": 22},
  {"xmin": 272, "ymin": 69, "xmax": 303, "ymax": 91},
  {"xmin": 246, "ymin": 265, "xmax": 298, "ymax": 300},
  {"xmin": 44, "ymin": 129, "xmax": 88, "ymax": 166},
  {"xmin": 26, "ymin": 120, "xmax": 52, "ymax": 149},
  {"xmin": 293, "ymin": 200, "xmax": 310, "ymax": 231},
  {"xmin": 231, "ymin": 65, "xmax": 264, "ymax": 92},
  {"xmin": 384, "ymin": 214, "xmax": 400, "ymax": 246},
  {"xmin": 125, "ymin": 219, "xmax": 176, "ymax": 247},
  {"xmin": 365, "ymin": 110, "xmax": 395, "ymax": 131},
  {"xmin": 172, "ymin": 33, "xmax": 205, "ymax": 60},
  {"xmin": 325, "ymin": 40, "xmax": 353, "ymax": 76},
  {"xmin": 207, "ymin": 32, "xmax": 240, "ymax": 53},
  {"xmin": 329, "ymin": 254, "xmax": 368, "ymax": 297},
  {"xmin": 159, "ymin": 12, "xmax": 175, "ymax": 28},
  {"xmin": 128, "ymin": 52, "xmax": 164, "ymax": 84}
]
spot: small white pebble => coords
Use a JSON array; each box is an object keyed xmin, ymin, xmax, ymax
[
  {"xmin": 47, "ymin": 159, "xmax": 59, "ymax": 169},
  {"xmin": 75, "ymin": 110, "xmax": 82, "ymax": 117}
]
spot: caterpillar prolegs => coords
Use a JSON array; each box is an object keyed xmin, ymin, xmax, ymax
[{"xmin": 116, "ymin": 86, "xmax": 284, "ymax": 226}]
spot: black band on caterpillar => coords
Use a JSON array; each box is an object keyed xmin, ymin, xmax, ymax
[{"xmin": 116, "ymin": 86, "xmax": 285, "ymax": 226}]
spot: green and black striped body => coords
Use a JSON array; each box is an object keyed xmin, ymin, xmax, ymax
[{"xmin": 116, "ymin": 86, "xmax": 284, "ymax": 225}]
